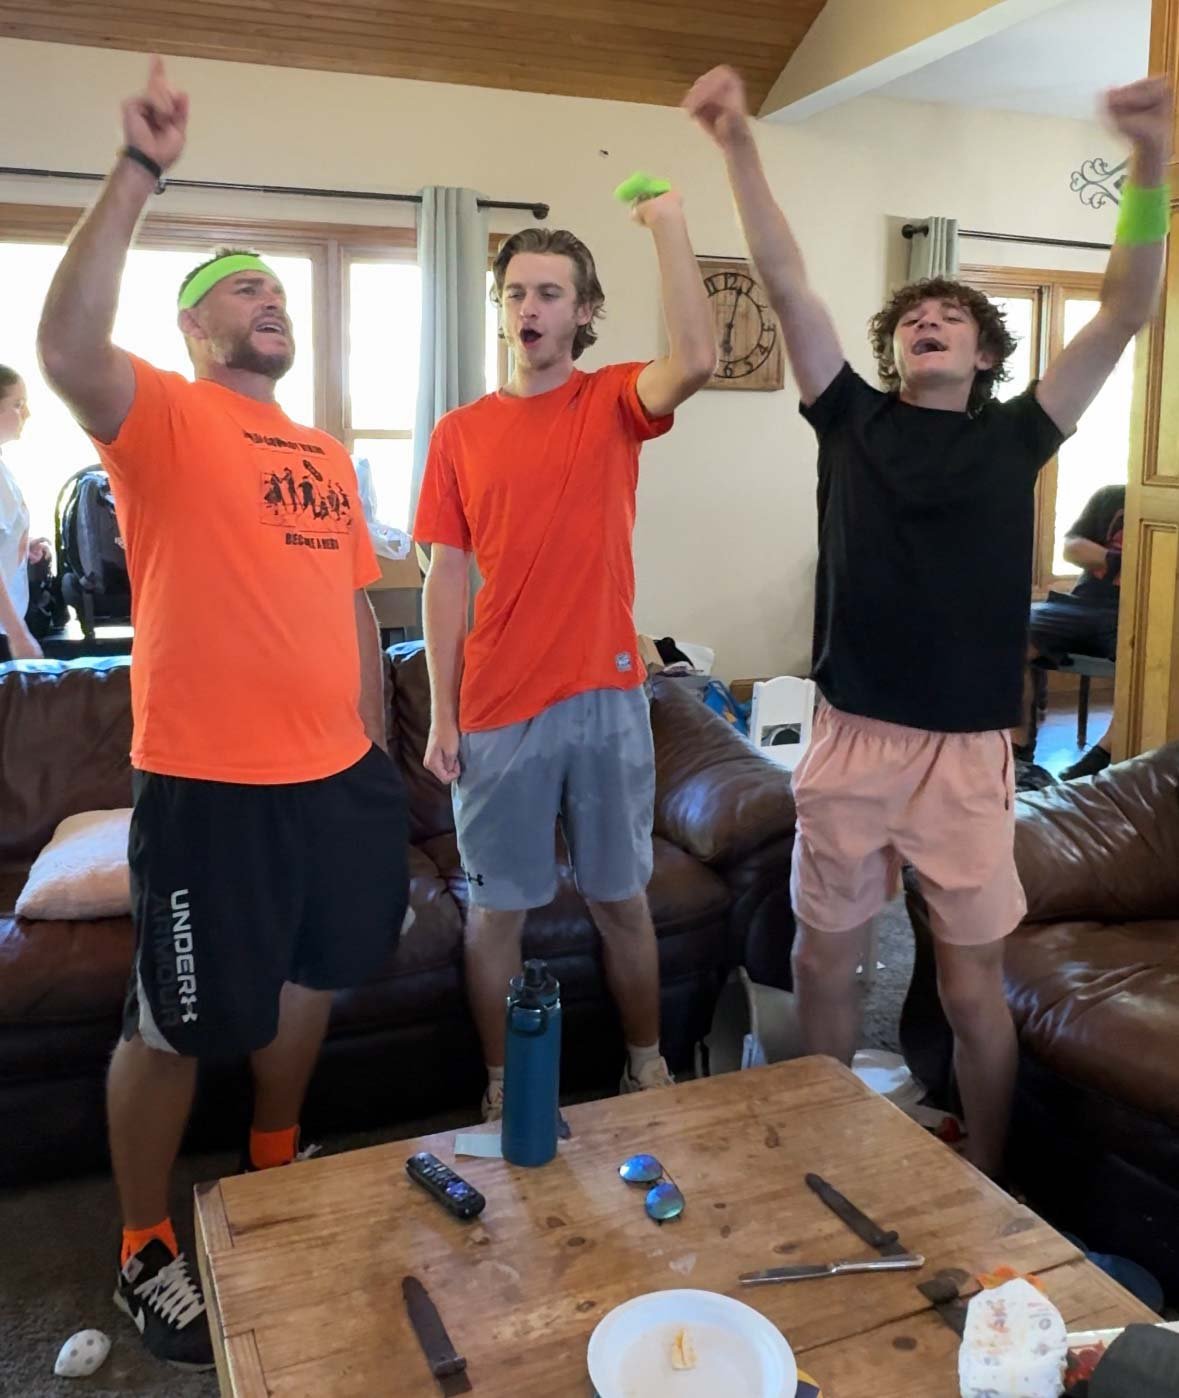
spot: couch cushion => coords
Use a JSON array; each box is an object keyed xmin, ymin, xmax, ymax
[
  {"xmin": 419, "ymin": 827, "xmax": 730, "ymax": 989},
  {"xmin": 1015, "ymin": 743, "xmax": 1179, "ymax": 924},
  {"xmin": 390, "ymin": 647, "xmax": 456, "ymax": 846},
  {"xmin": 0, "ymin": 913, "xmax": 132, "ymax": 1024},
  {"xmin": 1006, "ymin": 918, "xmax": 1179, "ymax": 1128},
  {"xmin": 325, "ymin": 845, "xmax": 463, "ymax": 1034},
  {"xmin": 0, "ymin": 659, "xmax": 133, "ymax": 864},
  {"xmin": 16, "ymin": 809, "xmax": 132, "ymax": 920}
]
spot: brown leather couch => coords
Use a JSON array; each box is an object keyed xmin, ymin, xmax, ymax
[
  {"xmin": 901, "ymin": 743, "xmax": 1179, "ymax": 1301},
  {"xmin": 0, "ymin": 649, "xmax": 797, "ymax": 1185}
]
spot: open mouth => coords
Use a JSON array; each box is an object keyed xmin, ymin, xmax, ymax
[
  {"xmin": 911, "ymin": 337, "xmax": 947, "ymax": 356},
  {"xmin": 519, "ymin": 328, "xmax": 542, "ymax": 346},
  {"xmin": 254, "ymin": 319, "xmax": 288, "ymax": 338}
]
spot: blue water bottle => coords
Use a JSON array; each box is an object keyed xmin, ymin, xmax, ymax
[{"xmin": 501, "ymin": 960, "xmax": 562, "ymax": 1167}]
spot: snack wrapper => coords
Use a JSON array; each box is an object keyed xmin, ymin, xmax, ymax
[{"xmin": 959, "ymin": 1277, "xmax": 1068, "ymax": 1398}]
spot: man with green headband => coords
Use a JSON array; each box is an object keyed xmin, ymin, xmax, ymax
[
  {"xmin": 38, "ymin": 56, "xmax": 409, "ymax": 1370},
  {"xmin": 687, "ymin": 64, "xmax": 1170, "ymax": 1182}
]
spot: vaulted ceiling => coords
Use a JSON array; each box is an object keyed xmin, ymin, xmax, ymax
[{"xmin": 0, "ymin": 0, "xmax": 830, "ymax": 108}]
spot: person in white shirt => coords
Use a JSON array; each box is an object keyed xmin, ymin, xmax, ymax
[{"xmin": 0, "ymin": 366, "xmax": 50, "ymax": 661}]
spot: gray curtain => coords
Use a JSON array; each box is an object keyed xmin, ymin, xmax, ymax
[
  {"xmin": 409, "ymin": 187, "xmax": 489, "ymax": 526},
  {"xmin": 908, "ymin": 215, "xmax": 959, "ymax": 280}
]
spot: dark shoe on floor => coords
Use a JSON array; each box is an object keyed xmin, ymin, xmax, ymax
[
  {"xmin": 114, "ymin": 1239, "xmax": 214, "ymax": 1370},
  {"xmin": 1014, "ymin": 757, "xmax": 1056, "ymax": 793},
  {"xmin": 1060, "ymin": 744, "xmax": 1111, "ymax": 781}
]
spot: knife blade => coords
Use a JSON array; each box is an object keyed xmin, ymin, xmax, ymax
[
  {"xmin": 739, "ymin": 1253, "xmax": 925, "ymax": 1285},
  {"xmin": 805, "ymin": 1173, "xmax": 909, "ymax": 1257}
]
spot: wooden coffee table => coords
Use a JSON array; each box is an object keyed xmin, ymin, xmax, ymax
[{"xmin": 194, "ymin": 1057, "xmax": 1154, "ymax": 1396}]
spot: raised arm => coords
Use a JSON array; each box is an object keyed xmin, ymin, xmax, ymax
[
  {"xmin": 37, "ymin": 56, "xmax": 189, "ymax": 443},
  {"xmin": 633, "ymin": 192, "xmax": 718, "ymax": 417},
  {"xmin": 684, "ymin": 65, "xmax": 844, "ymax": 405},
  {"xmin": 1037, "ymin": 77, "xmax": 1173, "ymax": 435},
  {"xmin": 421, "ymin": 543, "xmax": 470, "ymax": 785}
]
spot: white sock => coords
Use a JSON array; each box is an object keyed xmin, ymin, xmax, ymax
[
  {"xmin": 486, "ymin": 1065, "xmax": 505, "ymax": 1089},
  {"xmin": 627, "ymin": 1042, "xmax": 662, "ymax": 1076}
]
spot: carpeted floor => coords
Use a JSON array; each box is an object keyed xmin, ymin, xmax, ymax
[{"xmin": 0, "ymin": 901, "xmax": 915, "ymax": 1397}]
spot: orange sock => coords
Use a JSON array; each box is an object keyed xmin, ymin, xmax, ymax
[
  {"xmin": 249, "ymin": 1125, "xmax": 299, "ymax": 1170},
  {"xmin": 121, "ymin": 1218, "xmax": 178, "ymax": 1267}
]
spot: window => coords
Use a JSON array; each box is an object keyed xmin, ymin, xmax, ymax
[
  {"xmin": 964, "ymin": 266, "xmax": 1133, "ymax": 596},
  {"xmin": 0, "ymin": 205, "xmax": 503, "ymax": 539}
]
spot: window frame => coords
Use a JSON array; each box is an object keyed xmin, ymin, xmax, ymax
[
  {"xmin": 0, "ymin": 201, "xmax": 416, "ymax": 446},
  {"xmin": 963, "ymin": 264, "xmax": 1109, "ymax": 596}
]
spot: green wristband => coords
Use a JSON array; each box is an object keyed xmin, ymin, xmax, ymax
[
  {"xmin": 1116, "ymin": 182, "xmax": 1170, "ymax": 246},
  {"xmin": 613, "ymin": 171, "xmax": 671, "ymax": 204}
]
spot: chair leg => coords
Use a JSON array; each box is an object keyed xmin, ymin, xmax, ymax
[
  {"xmin": 858, "ymin": 920, "xmax": 878, "ymax": 988},
  {"xmin": 1077, "ymin": 675, "xmax": 1090, "ymax": 748},
  {"xmin": 1028, "ymin": 669, "xmax": 1046, "ymax": 752}
]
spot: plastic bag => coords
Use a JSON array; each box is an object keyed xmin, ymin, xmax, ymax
[
  {"xmin": 354, "ymin": 457, "xmax": 411, "ymax": 561},
  {"xmin": 959, "ymin": 1277, "xmax": 1068, "ymax": 1398}
]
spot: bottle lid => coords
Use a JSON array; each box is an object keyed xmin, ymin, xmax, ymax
[{"xmin": 511, "ymin": 959, "xmax": 559, "ymax": 1008}]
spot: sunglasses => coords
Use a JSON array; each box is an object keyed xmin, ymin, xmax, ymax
[{"xmin": 619, "ymin": 1154, "xmax": 685, "ymax": 1222}]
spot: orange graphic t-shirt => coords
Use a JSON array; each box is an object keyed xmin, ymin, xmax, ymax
[
  {"xmin": 412, "ymin": 362, "xmax": 673, "ymax": 732},
  {"xmin": 92, "ymin": 355, "xmax": 379, "ymax": 784}
]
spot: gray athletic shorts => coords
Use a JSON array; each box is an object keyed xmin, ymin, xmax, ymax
[{"xmin": 452, "ymin": 686, "xmax": 655, "ymax": 911}]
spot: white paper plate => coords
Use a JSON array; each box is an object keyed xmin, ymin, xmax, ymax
[
  {"xmin": 852, "ymin": 1049, "xmax": 923, "ymax": 1105},
  {"xmin": 587, "ymin": 1289, "xmax": 797, "ymax": 1398}
]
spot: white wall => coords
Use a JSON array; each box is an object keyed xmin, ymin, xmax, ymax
[{"xmin": 0, "ymin": 39, "xmax": 1122, "ymax": 679}]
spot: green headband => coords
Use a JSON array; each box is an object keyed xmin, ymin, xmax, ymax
[{"xmin": 177, "ymin": 253, "xmax": 279, "ymax": 311}]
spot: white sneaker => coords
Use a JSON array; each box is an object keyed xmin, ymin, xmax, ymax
[
  {"xmin": 482, "ymin": 1078, "xmax": 504, "ymax": 1123},
  {"xmin": 620, "ymin": 1055, "xmax": 675, "ymax": 1095}
]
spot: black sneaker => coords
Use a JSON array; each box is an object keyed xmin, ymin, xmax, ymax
[
  {"xmin": 114, "ymin": 1239, "xmax": 214, "ymax": 1370},
  {"xmin": 1060, "ymin": 744, "xmax": 1111, "ymax": 781}
]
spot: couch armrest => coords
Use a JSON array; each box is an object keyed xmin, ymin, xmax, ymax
[
  {"xmin": 1015, "ymin": 742, "xmax": 1179, "ymax": 924},
  {"xmin": 650, "ymin": 674, "xmax": 795, "ymax": 867}
]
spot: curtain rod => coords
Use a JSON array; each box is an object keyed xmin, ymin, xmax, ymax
[
  {"xmin": 0, "ymin": 165, "xmax": 550, "ymax": 219},
  {"xmin": 902, "ymin": 221, "xmax": 1111, "ymax": 253}
]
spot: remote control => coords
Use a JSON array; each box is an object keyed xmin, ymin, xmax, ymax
[{"xmin": 405, "ymin": 1152, "xmax": 486, "ymax": 1220}]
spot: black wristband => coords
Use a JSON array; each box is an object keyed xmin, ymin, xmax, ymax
[{"xmin": 120, "ymin": 145, "xmax": 166, "ymax": 194}]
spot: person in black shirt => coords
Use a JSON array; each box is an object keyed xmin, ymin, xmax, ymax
[
  {"xmin": 1022, "ymin": 484, "xmax": 1125, "ymax": 778},
  {"xmin": 687, "ymin": 63, "xmax": 1170, "ymax": 1176}
]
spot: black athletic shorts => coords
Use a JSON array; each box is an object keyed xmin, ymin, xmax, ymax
[
  {"xmin": 123, "ymin": 744, "xmax": 408, "ymax": 1060},
  {"xmin": 1028, "ymin": 591, "xmax": 1119, "ymax": 662}
]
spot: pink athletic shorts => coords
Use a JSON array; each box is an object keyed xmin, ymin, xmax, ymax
[{"xmin": 790, "ymin": 703, "xmax": 1025, "ymax": 945}]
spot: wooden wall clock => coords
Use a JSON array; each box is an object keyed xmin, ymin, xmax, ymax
[{"xmin": 698, "ymin": 255, "xmax": 785, "ymax": 391}]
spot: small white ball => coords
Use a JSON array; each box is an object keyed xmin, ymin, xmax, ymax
[{"xmin": 53, "ymin": 1329, "xmax": 111, "ymax": 1378}]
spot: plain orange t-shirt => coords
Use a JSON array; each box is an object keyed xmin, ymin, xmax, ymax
[
  {"xmin": 412, "ymin": 361, "xmax": 673, "ymax": 732},
  {"xmin": 92, "ymin": 355, "xmax": 379, "ymax": 784}
]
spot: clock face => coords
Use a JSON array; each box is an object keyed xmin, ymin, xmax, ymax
[{"xmin": 702, "ymin": 268, "xmax": 780, "ymax": 381}]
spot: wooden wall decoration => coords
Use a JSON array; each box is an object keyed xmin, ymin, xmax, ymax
[{"xmin": 698, "ymin": 256, "xmax": 785, "ymax": 392}]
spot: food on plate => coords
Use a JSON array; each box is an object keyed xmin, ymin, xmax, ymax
[
  {"xmin": 1065, "ymin": 1341, "xmax": 1109, "ymax": 1386},
  {"xmin": 670, "ymin": 1327, "xmax": 697, "ymax": 1371}
]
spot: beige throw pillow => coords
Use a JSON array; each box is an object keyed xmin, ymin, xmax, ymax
[{"xmin": 16, "ymin": 809, "xmax": 132, "ymax": 920}]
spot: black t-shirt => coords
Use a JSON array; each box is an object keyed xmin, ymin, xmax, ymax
[
  {"xmin": 801, "ymin": 363, "xmax": 1066, "ymax": 732},
  {"xmin": 1067, "ymin": 483, "xmax": 1125, "ymax": 607}
]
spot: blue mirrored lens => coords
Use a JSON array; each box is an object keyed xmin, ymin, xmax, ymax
[
  {"xmin": 646, "ymin": 1181, "xmax": 685, "ymax": 1220},
  {"xmin": 619, "ymin": 1153, "xmax": 662, "ymax": 1184}
]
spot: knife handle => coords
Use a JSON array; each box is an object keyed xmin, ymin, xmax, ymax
[
  {"xmin": 402, "ymin": 1276, "xmax": 467, "ymax": 1379},
  {"xmin": 832, "ymin": 1254, "xmax": 924, "ymax": 1275}
]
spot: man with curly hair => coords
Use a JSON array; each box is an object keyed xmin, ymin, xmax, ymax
[{"xmin": 687, "ymin": 63, "xmax": 1171, "ymax": 1176}]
